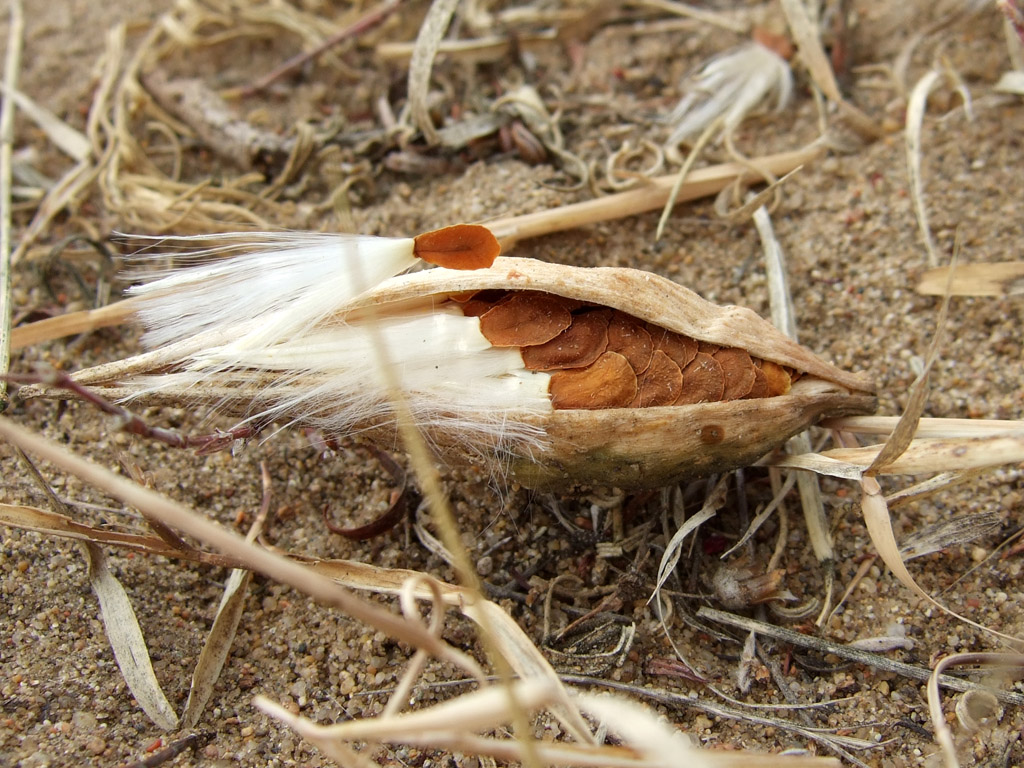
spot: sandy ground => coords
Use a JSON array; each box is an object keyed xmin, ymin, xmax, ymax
[{"xmin": 2, "ymin": 1, "xmax": 1023, "ymax": 766}]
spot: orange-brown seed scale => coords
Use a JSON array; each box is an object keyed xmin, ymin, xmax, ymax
[
  {"xmin": 607, "ymin": 314, "xmax": 654, "ymax": 374},
  {"xmin": 413, "ymin": 224, "xmax": 501, "ymax": 270},
  {"xmin": 675, "ymin": 352, "xmax": 726, "ymax": 405},
  {"xmin": 522, "ymin": 310, "xmax": 611, "ymax": 371},
  {"xmin": 549, "ymin": 351, "xmax": 638, "ymax": 409},
  {"xmin": 714, "ymin": 348, "xmax": 757, "ymax": 400},
  {"xmin": 632, "ymin": 350, "xmax": 683, "ymax": 407},
  {"xmin": 478, "ymin": 293, "xmax": 572, "ymax": 346}
]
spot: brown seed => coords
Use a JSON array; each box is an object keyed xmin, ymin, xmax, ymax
[
  {"xmin": 478, "ymin": 292, "xmax": 572, "ymax": 346},
  {"xmin": 675, "ymin": 352, "xmax": 725, "ymax": 404},
  {"xmin": 458, "ymin": 289, "xmax": 508, "ymax": 317},
  {"xmin": 549, "ymin": 351, "xmax": 637, "ymax": 409},
  {"xmin": 758, "ymin": 359, "xmax": 792, "ymax": 397},
  {"xmin": 714, "ymin": 348, "xmax": 757, "ymax": 400},
  {"xmin": 632, "ymin": 350, "xmax": 683, "ymax": 407},
  {"xmin": 522, "ymin": 309, "xmax": 611, "ymax": 370},
  {"xmin": 652, "ymin": 328, "xmax": 698, "ymax": 370},
  {"xmin": 413, "ymin": 224, "xmax": 501, "ymax": 270},
  {"xmin": 698, "ymin": 341, "xmax": 720, "ymax": 355},
  {"xmin": 608, "ymin": 313, "xmax": 654, "ymax": 374},
  {"xmin": 746, "ymin": 366, "xmax": 771, "ymax": 399}
]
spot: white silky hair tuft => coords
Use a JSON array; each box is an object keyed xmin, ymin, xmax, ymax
[
  {"xmin": 125, "ymin": 243, "xmax": 554, "ymax": 452},
  {"xmin": 128, "ymin": 232, "xmax": 418, "ymax": 348},
  {"xmin": 666, "ymin": 42, "xmax": 793, "ymax": 145}
]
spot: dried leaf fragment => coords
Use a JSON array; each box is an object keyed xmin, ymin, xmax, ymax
[
  {"xmin": 478, "ymin": 292, "xmax": 572, "ymax": 346},
  {"xmin": 549, "ymin": 351, "xmax": 637, "ymax": 409}
]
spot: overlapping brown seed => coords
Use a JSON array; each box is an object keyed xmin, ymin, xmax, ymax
[
  {"xmin": 714, "ymin": 348, "xmax": 757, "ymax": 400},
  {"xmin": 522, "ymin": 309, "xmax": 611, "ymax": 370},
  {"xmin": 478, "ymin": 292, "xmax": 572, "ymax": 346},
  {"xmin": 549, "ymin": 351, "xmax": 638, "ymax": 409},
  {"xmin": 461, "ymin": 290, "xmax": 795, "ymax": 410},
  {"xmin": 632, "ymin": 350, "xmax": 683, "ymax": 407},
  {"xmin": 675, "ymin": 352, "xmax": 726, "ymax": 404},
  {"xmin": 652, "ymin": 328, "xmax": 697, "ymax": 371},
  {"xmin": 756, "ymin": 360, "xmax": 792, "ymax": 397},
  {"xmin": 607, "ymin": 314, "xmax": 654, "ymax": 374}
]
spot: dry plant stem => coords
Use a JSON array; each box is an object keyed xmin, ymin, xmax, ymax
[
  {"xmin": 752, "ymin": 203, "xmax": 833, "ymax": 622},
  {"xmin": 9, "ymin": 298, "xmax": 139, "ymax": 350},
  {"xmin": 824, "ymin": 416, "xmax": 1024, "ymax": 438},
  {"xmin": 243, "ymin": 0, "xmax": 401, "ymax": 96},
  {"xmin": 0, "ymin": 416, "xmax": 460, "ymax": 658},
  {"xmin": 487, "ymin": 148, "xmax": 820, "ymax": 249},
  {"xmin": 0, "ymin": 502, "xmax": 242, "ymax": 568},
  {"xmin": 928, "ymin": 653, "xmax": 1024, "ymax": 768},
  {"xmin": 0, "ymin": 0, "xmax": 24, "ymax": 405},
  {"xmin": 697, "ymin": 608, "xmax": 1024, "ymax": 706}
]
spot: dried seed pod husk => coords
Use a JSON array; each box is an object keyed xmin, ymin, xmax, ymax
[{"xmin": 30, "ymin": 255, "xmax": 875, "ymax": 490}]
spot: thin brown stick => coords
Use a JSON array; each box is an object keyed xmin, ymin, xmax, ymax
[
  {"xmin": 242, "ymin": 0, "xmax": 401, "ymax": 96},
  {"xmin": 697, "ymin": 607, "xmax": 1024, "ymax": 706}
]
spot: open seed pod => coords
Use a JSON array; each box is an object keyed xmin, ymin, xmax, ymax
[{"xmin": 23, "ymin": 226, "xmax": 875, "ymax": 490}]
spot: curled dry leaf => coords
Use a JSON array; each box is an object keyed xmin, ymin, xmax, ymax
[{"xmin": 21, "ymin": 228, "xmax": 875, "ymax": 490}]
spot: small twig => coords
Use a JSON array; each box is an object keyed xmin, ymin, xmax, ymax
[
  {"xmin": 323, "ymin": 445, "xmax": 419, "ymax": 539},
  {"xmin": 5, "ymin": 368, "xmax": 256, "ymax": 451},
  {"xmin": 243, "ymin": 0, "xmax": 401, "ymax": 96},
  {"xmin": 120, "ymin": 732, "xmax": 212, "ymax": 768},
  {"xmin": 698, "ymin": 607, "xmax": 1024, "ymax": 706}
]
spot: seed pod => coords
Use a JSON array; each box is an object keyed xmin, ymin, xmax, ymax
[{"xmin": 33, "ymin": 227, "xmax": 875, "ymax": 490}]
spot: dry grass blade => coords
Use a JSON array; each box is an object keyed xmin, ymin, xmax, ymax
[
  {"xmin": 917, "ymin": 261, "xmax": 1024, "ymax": 296},
  {"xmin": 753, "ymin": 203, "xmax": 832, "ymax": 620},
  {"xmin": 906, "ymin": 70, "xmax": 943, "ymax": 268},
  {"xmin": 859, "ymin": 474, "xmax": 1022, "ymax": 647},
  {"xmin": 0, "ymin": 84, "xmax": 90, "ymax": 161},
  {"xmin": 81, "ymin": 541, "xmax": 179, "ymax": 729},
  {"xmin": 0, "ymin": 0, "xmax": 24, "ymax": 404},
  {"xmin": 771, "ymin": 430, "xmax": 1024, "ymax": 477},
  {"xmin": 0, "ymin": 501, "xmax": 237, "ymax": 566},
  {"xmin": 407, "ymin": 0, "xmax": 460, "ymax": 145},
  {"xmin": 181, "ymin": 462, "xmax": 272, "ymax": 728},
  {"xmin": 652, "ymin": 476, "xmax": 727, "ymax": 597},
  {"xmin": 867, "ymin": 238, "xmax": 956, "ymax": 475},
  {"xmin": 777, "ymin": 0, "xmax": 881, "ymax": 139}
]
